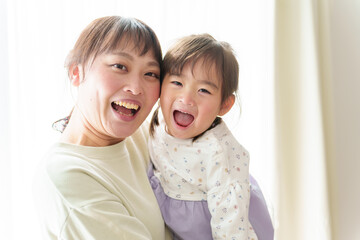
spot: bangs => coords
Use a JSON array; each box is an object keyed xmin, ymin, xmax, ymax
[
  {"xmin": 165, "ymin": 45, "xmax": 224, "ymax": 83},
  {"xmin": 104, "ymin": 18, "xmax": 161, "ymax": 61},
  {"xmin": 71, "ymin": 17, "xmax": 162, "ymax": 68}
]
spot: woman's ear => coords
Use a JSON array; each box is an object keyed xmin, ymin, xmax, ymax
[
  {"xmin": 69, "ymin": 64, "xmax": 83, "ymax": 87},
  {"xmin": 218, "ymin": 94, "xmax": 235, "ymax": 116}
]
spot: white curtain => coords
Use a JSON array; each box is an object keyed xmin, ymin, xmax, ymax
[
  {"xmin": 274, "ymin": 0, "xmax": 360, "ymax": 240},
  {"xmin": 274, "ymin": 0, "xmax": 331, "ymax": 239},
  {"xmin": 0, "ymin": 0, "xmax": 275, "ymax": 239},
  {"xmin": 324, "ymin": 0, "xmax": 360, "ymax": 239}
]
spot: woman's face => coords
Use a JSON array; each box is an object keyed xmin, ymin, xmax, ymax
[{"xmin": 75, "ymin": 44, "xmax": 160, "ymax": 144}]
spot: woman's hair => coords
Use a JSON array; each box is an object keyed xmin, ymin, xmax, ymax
[
  {"xmin": 55, "ymin": 16, "xmax": 162, "ymax": 132},
  {"xmin": 150, "ymin": 33, "xmax": 240, "ymax": 139},
  {"xmin": 65, "ymin": 16, "xmax": 162, "ymax": 77}
]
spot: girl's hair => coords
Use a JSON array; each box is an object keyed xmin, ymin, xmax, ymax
[
  {"xmin": 65, "ymin": 16, "xmax": 162, "ymax": 77},
  {"xmin": 163, "ymin": 33, "xmax": 239, "ymax": 104},
  {"xmin": 150, "ymin": 33, "xmax": 240, "ymax": 140}
]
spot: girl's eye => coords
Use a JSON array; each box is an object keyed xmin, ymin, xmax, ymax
[
  {"xmin": 145, "ymin": 72, "xmax": 160, "ymax": 79},
  {"xmin": 199, "ymin": 88, "xmax": 211, "ymax": 94},
  {"xmin": 113, "ymin": 64, "xmax": 127, "ymax": 71},
  {"xmin": 171, "ymin": 81, "xmax": 182, "ymax": 86}
]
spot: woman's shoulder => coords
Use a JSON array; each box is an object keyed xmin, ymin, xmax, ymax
[
  {"xmin": 42, "ymin": 122, "xmax": 151, "ymax": 182},
  {"xmin": 41, "ymin": 143, "xmax": 95, "ymax": 185},
  {"xmin": 36, "ymin": 143, "xmax": 117, "ymax": 208}
]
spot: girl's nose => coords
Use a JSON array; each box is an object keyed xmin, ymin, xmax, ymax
[{"xmin": 179, "ymin": 90, "xmax": 195, "ymax": 106}]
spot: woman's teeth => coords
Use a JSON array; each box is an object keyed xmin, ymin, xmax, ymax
[
  {"xmin": 112, "ymin": 101, "xmax": 140, "ymax": 116},
  {"xmin": 113, "ymin": 101, "xmax": 139, "ymax": 110}
]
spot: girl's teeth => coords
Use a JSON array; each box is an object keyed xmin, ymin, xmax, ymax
[{"xmin": 114, "ymin": 101, "xmax": 139, "ymax": 110}]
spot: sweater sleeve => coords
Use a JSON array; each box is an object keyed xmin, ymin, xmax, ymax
[
  {"xmin": 60, "ymin": 201, "xmax": 153, "ymax": 240},
  {"xmin": 46, "ymin": 161, "xmax": 154, "ymax": 240}
]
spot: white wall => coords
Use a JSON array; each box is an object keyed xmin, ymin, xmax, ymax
[{"xmin": 0, "ymin": 0, "xmax": 12, "ymax": 238}]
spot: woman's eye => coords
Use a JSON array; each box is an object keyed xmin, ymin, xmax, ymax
[
  {"xmin": 145, "ymin": 72, "xmax": 159, "ymax": 79},
  {"xmin": 199, "ymin": 88, "xmax": 211, "ymax": 94},
  {"xmin": 113, "ymin": 64, "xmax": 127, "ymax": 71},
  {"xmin": 171, "ymin": 81, "xmax": 182, "ymax": 86}
]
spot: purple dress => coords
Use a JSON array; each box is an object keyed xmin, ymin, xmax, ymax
[{"xmin": 148, "ymin": 165, "xmax": 274, "ymax": 240}]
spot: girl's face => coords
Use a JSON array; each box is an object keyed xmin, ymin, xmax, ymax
[
  {"xmin": 160, "ymin": 60, "xmax": 229, "ymax": 139},
  {"xmin": 74, "ymin": 44, "xmax": 160, "ymax": 144}
]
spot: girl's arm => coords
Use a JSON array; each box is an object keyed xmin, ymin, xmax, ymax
[
  {"xmin": 206, "ymin": 149, "xmax": 256, "ymax": 239},
  {"xmin": 207, "ymin": 180, "xmax": 253, "ymax": 239}
]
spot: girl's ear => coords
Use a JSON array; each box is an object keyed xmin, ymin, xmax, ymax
[
  {"xmin": 218, "ymin": 94, "xmax": 235, "ymax": 116},
  {"xmin": 69, "ymin": 64, "xmax": 83, "ymax": 87}
]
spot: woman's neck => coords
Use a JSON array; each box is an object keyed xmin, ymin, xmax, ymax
[{"xmin": 60, "ymin": 108, "xmax": 123, "ymax": 147}]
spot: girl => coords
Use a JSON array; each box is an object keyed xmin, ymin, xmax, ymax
[
  {"xmin": 148, "ymin": 34, "xmax": 258, "ymax": 240},
  {"xmin": 34, "ymin": 16, "xmax": 171, "ymax": 239}
]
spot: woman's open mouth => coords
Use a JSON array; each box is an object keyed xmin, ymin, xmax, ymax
[
  {"xmin": 111, "ymin": 101, "xmax": 140, "ymax": 117},
  {"xmin": 173, "ymin": 110, "xmax": 194, "ymax": 127}
]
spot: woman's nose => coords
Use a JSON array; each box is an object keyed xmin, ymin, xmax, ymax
[{"xmin": 123, "ymin": 75, "xmax": 142, "ymax": 95}]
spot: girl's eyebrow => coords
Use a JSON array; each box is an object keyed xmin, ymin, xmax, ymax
[
  {"xmin": 197, "ymin": 79, "xmax": 219, "ymax": 90},
  {"xmin": 111, "ymin": 51, "xmax": 159, "ymax": 67}
]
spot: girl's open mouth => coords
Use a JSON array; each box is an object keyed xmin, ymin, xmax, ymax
[
  {"xmin": 173, "ymin": 110, "xmax": 194, "ymax": 127},
  {"xmin": 111, "ymin": 101, "xmax": 140, "ymax": 117}
]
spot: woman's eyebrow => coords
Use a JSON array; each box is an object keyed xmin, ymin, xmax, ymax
[
  {"xmin": 147, "ymin": 60, "xmax": 160, "ymax": 68},
  {"xmin": 111, "ymin": 51, "xmax": 133, "ymax": 60},
  {"xmin": 110, "ymin": 51, "xmax": 159, "ymax": 67}
]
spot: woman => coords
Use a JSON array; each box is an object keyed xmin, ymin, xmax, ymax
[{"xmin": 34, "ymin": 16, "xmax": 171, "ymax": 239}]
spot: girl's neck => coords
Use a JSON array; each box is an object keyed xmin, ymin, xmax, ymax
[{"xmin": 60, "ymin": 108, "xmax": 123, "ymax": 147}]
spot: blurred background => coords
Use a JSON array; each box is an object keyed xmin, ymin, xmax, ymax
[{"xmin": 0, "ymin": 0, "xmax": 359, "ymax": 239}]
